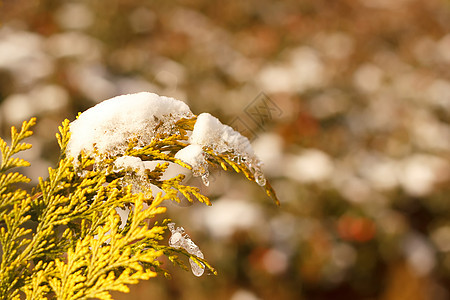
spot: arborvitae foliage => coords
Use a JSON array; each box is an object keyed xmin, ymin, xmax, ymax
[{"xmin": 0, "ymin": 116, "xmax": 278, "ymax": 299}]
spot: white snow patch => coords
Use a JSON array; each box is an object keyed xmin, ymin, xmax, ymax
[
  {"xmin": 178, "ymin": 114, "xmax": 260, "ymax": 185},
  {"xmin": 190, "ymin": 113, "xmax": 253, "ymax": 155},
  {"xmin": 68, "ymin": 92, "xmax": 268, "ymax": 190},
  {"xmin": 67, "ymin": 92, "xmax": 193, "ymax": 160},
  {"xmin": 174, "ymin": 144, "xmax": 207, "ymax": 176},
  {"xmin": 114, "ymin": 156, "xmax": 146, "ymax": 175}
]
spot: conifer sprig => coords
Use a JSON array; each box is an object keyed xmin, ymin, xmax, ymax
[
  {"xmin": 0, "ymin": 119, "xmax": 217, "ymax": 299},
  {"xmin": 0, "ymin": 112, "xmax": 278, "ymax": 299},
  {"xmin": 0, "ymin": 118, "xmax": 35, "ymax": 173}
]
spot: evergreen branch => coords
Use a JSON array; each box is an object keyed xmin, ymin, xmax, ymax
[
  {"xmin": 48, "ymin": 195, "xmax": 167, "ymax": 299},
  {"xmin": 156, "ymin": 245, "xmax": 217, "ymax": 276},
  {"xmin": 22, "ymin": 262, "xmax": 55, "ymax": 300},
  {"xmin": 56, "ymin": 119, "xmax": 71, "ymax": 156},
  {"xmin": 0, "ymin": 172, "xmax": 31, "ymax": 190},
  {"xmin": 0, "ymin": 189, "xmax": 28, "ymax": 217},
  {"xmin": 0, "ymin": 120, "xmax": 36, "ymax": 299},
  {"xmin": 152, "ymin": 173, "xmax": 211, "ymax": 205},
  {"xmin": 0, "ymin": 196, "xmax": 33, "ymax": 298},
  {"xmin": 0, "ymin": 118, "xmax": 35, "ymax": 172},
  {"xmin": 0, "ymin": 96, "xmax": 278, "ymax": 298},
  {"xmin": 202, "ymin": 148, "xmax": 281, "ymax": 205}
]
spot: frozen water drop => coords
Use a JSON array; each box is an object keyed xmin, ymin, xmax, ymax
[
  {"xmin": 254, "ymin": 170, "xmax": 266, "ymax": 186},
  {"xmin": 169, "ymin": 232, "xmax": 183, "ymax": 248},
  {"xmin": 184, "ymin": 238, "xmax": 199, "ymax": 255},
  {"xmin": 167, "ymin": 222, "xmax": 175, "ymax": 232},
  {"xmin": 168, "ymin": 222, "xmax": 205, "ymax": 276},
  {"xmin": 201, "ymin": 173, "xmax": 210, "ymax": 186},
  {"xmin": 189, "ymin": 250, "xmax": 205, "ymax": 277},
  {"xmin": 168, "ymin": 223, "xmax": 187, "ymax": 248},
  {"xmin": 189, "ymin": 258, "xmax": 205, "ymax": 276}
]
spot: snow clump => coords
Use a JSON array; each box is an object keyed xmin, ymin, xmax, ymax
[
  {"xmin": 67, "ymin": 92, "xmax": 266, "ymax": 187},
  {"xmin": 176, "ymin": 113, "xmax": 266, "ymax": 186},
  {"xmin": 67, "ymin": 92, "xmax": 193, "ymax": 160},
  {"xmin": 113, "ymin": 156, "xmax": 146, "ymax": 176}
]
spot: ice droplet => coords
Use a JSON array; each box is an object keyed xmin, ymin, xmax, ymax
[
  {"xmin": 254, "ymin": 170, "xmax": 266, "ymax": 186},
  {"xmin": 201, "ymin": 173, "xmax": 210, "ymax": 186},
  {"xmin": 169, "ymin": 232, "xmax": 183, "ymax": 248},
  {"xmin": 189, "ymin": 250, "xmax": 205, "ymax": 277},
  {"xmin": 167, "ymin": 222, "xmax": 205, "ymax": 276}
]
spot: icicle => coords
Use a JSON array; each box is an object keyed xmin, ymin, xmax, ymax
[{"xmin": 167, "ymin": 222, "xmax": 205, "ymax": 276}]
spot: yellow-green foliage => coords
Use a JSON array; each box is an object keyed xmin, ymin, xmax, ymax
[{"xmin": 0, "ymin": 117, "xmax": 279, "ymax": 299}]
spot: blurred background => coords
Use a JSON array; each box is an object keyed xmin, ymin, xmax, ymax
[{"xmin": 1, "ymin": 0, "xmax": 450, "ymax": 299}]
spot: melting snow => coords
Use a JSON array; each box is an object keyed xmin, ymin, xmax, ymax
[
  {"xmin": 168, "ymin": 222, "xmax": 205, "ymax": 276},
  {"xmin": 113, "ymin": 156, "xmax": 146, "ymax": 175},
  {"xmin": 181, "ymin": 113, "xmax": 266, "ymax": 186},
  {"xmin": 67, "ymin": 92, "xmax": 267, "ymax": 189},
  {"xmin": 174, "ymin": 144, "xmax": 207, "ymax": 175},
  {"xmin": 67, "ymin": 92, "xmax": 193, "ymax": 160},
  {"xmin": 190, "ymin": 113, "xmax": 253, "ymax": 155}
]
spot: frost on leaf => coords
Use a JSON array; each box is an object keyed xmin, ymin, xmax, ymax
[{"xmin": 168, "ymin": 222, "xmax": 205, "ymax": 277}]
